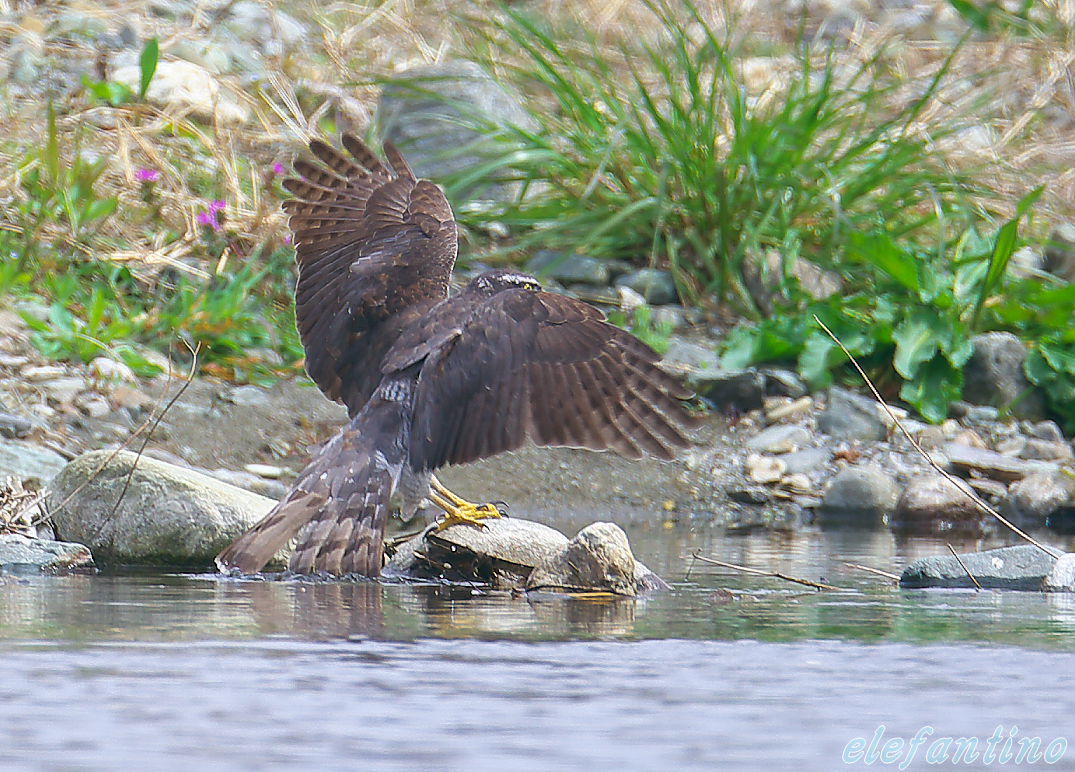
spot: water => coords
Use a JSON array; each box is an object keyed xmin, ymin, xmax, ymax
[{"xmin": 3, "ymin": 524, "xmax": 1075, "ymax": 770}]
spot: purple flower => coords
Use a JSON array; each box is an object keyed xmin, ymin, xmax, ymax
[
  {"xmin": 210, "ymin": 200, "xmax": 227, "ymax": 213},
  {"xmin": 196, "ymin": 209, "xmax": 221, "ymax": 232},
  {"xmin": 283, "ymin": 234, "xmax": 292, "ymax": 245},
  {"xmin": 136, "ymin": 168, "xmax": 160, "ymax": 182},
  {"xmin": 272, "ymin": 162, "xmax": 286, "ymax": 175}
]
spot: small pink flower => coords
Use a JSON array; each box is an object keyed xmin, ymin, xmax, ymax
[
  {"xmin": 272, "ymin": 162, "xmax": 286, "ymax": 175},
  {"xmin": 196, "ymin": 210, "xmax": 221, "ymax": 232},
  {"xmin": 210, "ymin": 200, "xmax": 227, "ymax": 213},
  {"xmin": 136, "ymin": 168, "xmax": 160, "ymax": 182},
  {"xmin": 283, "ymin": 234, "xmax": 292, "ymax": 245}
]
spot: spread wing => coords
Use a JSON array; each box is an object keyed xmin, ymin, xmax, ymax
[
  {"xmin": 282, "ymin": 135, "xmax": 457, "ymax": 414},
  {"xmin": 406, "ymin": 290, "xmax": 699, "ymax": 470}
]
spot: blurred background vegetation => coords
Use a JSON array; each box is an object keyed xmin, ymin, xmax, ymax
[{"xmin": 1, "ymin": 0, "xmax": 1073, "ymax": 426}]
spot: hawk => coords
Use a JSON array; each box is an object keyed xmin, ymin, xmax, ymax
[{"xmin": 216, "ymin": 135, "xmax": 697, "ymax": 577}]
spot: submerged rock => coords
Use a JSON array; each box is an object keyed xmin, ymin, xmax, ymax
[
  {"xmin": 48, "ymin": 450, "xmax": 278, "ymax": 566},
  {"xmin": 384, "ymin": 517, "xmax": 667, "ymax": 595},
  {"xmin": 892, "ymin": 475, "xmax": 982, "ymax": 533},
  {"xmin": 818, "ymin": 465, "xmax": 898, "ymax": 525},
  {"xmin": 0, "ymin": 533, "xmax": 93, "ymax": 572},
  {"xmin": 900, "ymin": 544, "xmax": 1059, "ymax": 590}
]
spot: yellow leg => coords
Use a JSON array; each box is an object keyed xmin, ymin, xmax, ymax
[{"xmin": 428, "ymin": 476, "xmax": 504, "ymax": 531}]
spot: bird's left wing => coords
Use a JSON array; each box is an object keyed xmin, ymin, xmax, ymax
[{"xmin": 407, "ymin": 290, "xmax": 699, "ymax": 471}]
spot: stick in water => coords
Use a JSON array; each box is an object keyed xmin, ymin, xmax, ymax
[{"xmin": 691, "ymin": 551, "xmax": 843, "ymax": 591}]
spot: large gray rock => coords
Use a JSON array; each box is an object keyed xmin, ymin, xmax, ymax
[
  {"xmin": 376, "ymin": 61, "xmax": 535, "ymax": 202},
  {"xmin": 944, "ymin": 443, "xmax": 1054, "ymax": 482},
  {"xmin": 900, "ymin": 544, "xmax": 1059, "ymax": 590},
  {"xmin": 893, "ymin": 475, "xmax": 983, "ymax": 533},
  {"xmin": 0, "ymin": 534, "xmax": 93, "ymax": 572},
  {"xmin": 961, "ymin": 332, "xmax": 1044, "ymax": 419},
  {"xmin": 1044, "ymin": 222, "xmax": 1075, "ymax": 282},
  {"xmin": 817, "ymin": 387, "xmax": 886, "ymax": 442},
  {"xmin": 527, "ymin": 522, "xmax": 668, "ymax": 595},
  {"xmin": 614, "ymin": 269, "xmax": 678, "ymax": 305},
  {"xmin": 818, "ymin": 465, "xmax": 898, "ymax": 525},
  {"xmin": 47, "ymin": 450, "xmax": 279, "ymax": 566},
  {"xmin": 526, "ymin": 250, "xmax": 610, "ymax": 286},
  {"xmin": 0, "ymin": 439, "xmax": 69, "ymax": 485}
]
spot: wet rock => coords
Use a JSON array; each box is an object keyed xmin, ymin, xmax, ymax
[
  {"xmin": 0, "ymin": 534, "xmax": 93, "ymax": 573},
  {"xmin": 961, "ymin": 332, "xmax": 1044, "ymax": 419},
  {"xmin": 944, "ymin": 443, "xmax": 1054, "ymax": 482},
  {"xmin": 377, "ymin": 61, "xmax": 535, "ymax": 202},
  {"xmin": 1043, "ymin": 553, "xmax": 1075, "ymax": 592},
  {"xmin": 526, "ymin": 250, "xmax": 610, "ymax": 286},
  {"xmin": 818, "ymin": 387, "xmax": 886, "ymax": 442},
  {"xmin": 1019, "ymin": 439, "xmax": 1072, "ymax": 462},
  {"xmin": 900, "ymin": 544, "xmax": 1059, "ymax": 590},
  {"xmin": 0, "ymin": 412, "xmax": 34, "ymax": 439},
  {"xmin": 614, "ymin": 269, "xmax": 678, "ymax": 305},
  {"xmin": 48, "ymin": 450, "xmax": 278, "ymax": 566},
  {"xmin": 527, "ymin": 522, "xmax": 667, "ymax": 595},
  {"xmin": 893, "ymin": 475, "xmax": 982, "ymax": 532},
  {"xmin": 818, "ymin": 465, "xmax": 898, "ymax": 525},
  {"xmin": 1002, "ymin": 473, "xmax": 1075, "ymax": 526},
  {"xmin": 0, "ymin": 439, "xmax": 69, "ymax": 486},
  {"xmin": 746, "ymin": 424, "xmax": 809, "ymax": 454},
  {"xmin": 1044, "ymin": 223, "xmax": 1075, "ymax": 282}
]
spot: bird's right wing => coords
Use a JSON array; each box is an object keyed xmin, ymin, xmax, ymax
[
  {"xmin": 283, "ymin": 135, "xmax": 457, "ymax": 413},
  {"xmin": 407, "ymin": 289, "xmax": 700, "ymax": 471}
]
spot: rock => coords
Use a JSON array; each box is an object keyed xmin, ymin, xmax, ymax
[
  {"xmin": 944, "ymin": 443, "xmax": 1054, "ymax": 482},
  {"xmin": 746, "ymin": 453, "xmax": 785, "ymax": 483},
  {"xmin": 0, "ymin": 534, "xmax": 93, "ymax": 573},
  {"xmin": 221, "ymin": 384, "xmax": 270, "ymax": 407},
  {"xmin": 1043, "ymin": 553, "xmax": 1075, "ymax": 592},
  {"xmin": 203, "ymin": 468, "xmax": 288, "ymax": 500},
  {"xmin": 221, "ymin": 1, "xmax": 308, "ymax": 58},
  {"xmin": 48, "ymin": 450, "xmax": 279, "ymax": 566},
  {"xmin": 243, "ymin": 463, "xmax": 286, "ymax": 480},
  {"xmin": 22, "ymin": 364, "xmax": 66, "ymax": 381},
  {"xmin": 0, "ymin": 439, "xmax": 69, "ymax": 485},
  {"xmin": 893, "ymin": 475, "xmax": 982, "ymax": 532},
  {"xmin": 818, "ymin": 465, "xmax": 898, "ymax": 524},
  {"xmin": 1002, "ymin": 472, "xmax": 1075, "ymax": 526},
  {"xmin": 1028, "ymin": 420, "xmax": 1065, "ymax": 442},
  {"xmin": 900, "ymin": 544, "xmax": 1059, "ymax": 590},
  {"xmin": 1044, "ymin": 223, "xmax": 1075, "ymax": 282},
  {"xmin": 526, "ymin": 250, "xmax": 610, "ymax": 285},
  {"xmin": 89, "ymin": 356, "xmax": 136, "ymax": 385},
  {"xmin": 661, "ymin": 339, "xmax": 719, "ymax": 372},
  {"xmin": 377, "ymin": 61, "xmax": 535, "ymax": 202},
  {"xmin": 614, "ymin": 269, "xmax": 678, "ymax": 305},
  {"xmin": 781, "ymin": 447, "xmax": 831, "ymax": 476},
  {"xmin": 951, "ymin": 429, "xmax": 987, "ymax": 449},
  {"xmin": 75, "ymin": 394, "xmax": 111, "ymax": 419},
  {"xmin": 726, "ymin": 486, "xmax": 771, "ymax": 505},
  {"xmin": 43, "ymin": 377, "xmax": 86, "ymax": 405},
  {"xmin": 765, "ymin": 396, "xmax": 814, "ymax": 423},
  {"xmin": 1019, "ymin": 438, "xmax": 1072, "ymax": 461},
  {"xmin": 113, "ymin": 60, "xmax": 249, "ymax": 126},
  {"xmin": 762, "ymin": 369, "xmax": 808, "ymax": 398},
  {"xmin": 961, "ymin": 332, "xmax": 1044, "ymax": 419},
  {"xmin": 527, "ymin": 522, "xmax": 667, "ymax": 595},
  {"xmin": 746, "ymin": 424, "xmax": 809, "ymax": 454},
  {"xmin": 700, "ymin": 369, "xmax": 766, "ymax": 412},
  {"xmin": 817, "ymin": 387, "xmax": 886, "ymax": 442},
  {"xmin": 0, "ymin": 412, "xmax": 34, "ymax": 439}
]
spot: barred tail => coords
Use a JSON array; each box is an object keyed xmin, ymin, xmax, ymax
[{"xmin": 215, "ymin": 401, "xmax": 405, "ymax": 577}]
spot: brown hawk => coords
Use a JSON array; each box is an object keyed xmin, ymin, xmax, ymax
[{"xmin": 216, "ymin": 135, "xmax": 697, "ymax": 577}]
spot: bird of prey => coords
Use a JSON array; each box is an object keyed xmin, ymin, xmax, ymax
[{"xmin": 216, "ymin": 135, "xmax": 697, "ymax": 577}]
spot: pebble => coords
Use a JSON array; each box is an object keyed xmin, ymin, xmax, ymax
[
  {"xmin": 22, "ymin": 365, "xmax": 67, "ymax": 381},
  {"xmin": 745, "ymin": 453, "xmax": 785, "ymax": 484},
  {"xmin": 44, "ymin": 377, "xmax": 86, "ymax": 404},
  {"xmin": 746, "ymin": 424, "xmax": 810, "ymax": 454},
  {"xmin": 765, "ymin": 396, "xmax": 813, "ymax": 423},
  {"xmin": 89, "ymin": 356, "xmax": 136, "ymax": 385},
  {"xmin": 243, "ymin": 463, "xmax": 286, "ymax": 479}
]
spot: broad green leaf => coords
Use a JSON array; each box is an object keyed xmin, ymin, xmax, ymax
[
  {"xmin": 892, "ymin": 314, "xmax": 943, "ymax": 378},
  {"xmin": 139, "ymin": 38, "xmax": 159, "ymax": 100},
  {"xmin": 1040, "ymin": 340, "xmax": 1075, "ymax": 375},
  {"xmin": 846, "ymin": 231, "xmax": 919, "ymax": 292},
  {"xmin": 900, "ymin": 355, "xmax": 962, "ymax": 423},
  {"xmin": 798, "ymin": 332, "xmax": 837, "ymax": 387}
]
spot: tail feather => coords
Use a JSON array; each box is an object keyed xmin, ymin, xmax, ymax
[{"xmin": 215, "ymin": 401, "xmax": 405, "ymax": 578}]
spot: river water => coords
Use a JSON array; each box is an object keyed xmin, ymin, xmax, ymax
[{"xmin": 3, "ymin": 522, "xmax": 1075, "ymax": 770}]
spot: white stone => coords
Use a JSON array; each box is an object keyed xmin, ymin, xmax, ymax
[
  {"xmin": 746, "ymin": 453, "xmax": 786, "ymax": 484},
  {"xmin": 89, "ymin": 356, "xmax": 136, "ymax": 384},
  {"xmin": 113, "ymin": 60, "xmax": 249, "ymax": 126}
]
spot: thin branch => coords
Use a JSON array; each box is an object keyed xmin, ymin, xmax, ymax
[
  {"xmin": 691, "ymin": 551, "xmax": 843, "ymax": 591},
  {"xmin": 842, "ymin": 561, "xmax": 900, "ymax": 582},
  {"xmin": 947, "ymin": 542, "xmax": 983, "ymax": 591},
  {"xmin": 813, "ymin": 315, "xmax": 1061, "ymax": 560}
]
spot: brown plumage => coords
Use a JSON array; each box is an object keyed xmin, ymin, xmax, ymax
[{"xmin": 216, "ymin": 135, "xmax": 698, "ymax": 578}]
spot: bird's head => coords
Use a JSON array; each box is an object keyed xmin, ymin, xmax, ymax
[{"xmin": 467, "ymin": 269, "xmax": 543, "ymax": 296}]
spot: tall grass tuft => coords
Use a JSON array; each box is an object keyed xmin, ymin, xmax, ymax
[{"xmin": 452, "ymin": 1, "xmax": 986, "ymax": 316}]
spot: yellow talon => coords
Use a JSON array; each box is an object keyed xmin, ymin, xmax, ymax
[{"xmin": 428, "ymin": 475, "xmax": 504, "ymax": 531}]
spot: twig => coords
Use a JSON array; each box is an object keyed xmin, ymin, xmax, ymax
[
  {"xmin": 813, "ymin": 315, "xmax": 1062, "ymax": 560},
  {"xmin": 946, "ymin": 542, "xmax": 983, "ymax": 591},
  {"xmin": 691, "ymin": 551, "xmax": 843, "ymax": 591},
  {"xmin": 842, "ymin": 561, "xmax": 900, "ymax": 582},
  {"xmin": 684, "ymin": 549, "xmax": 699, "ymax": 582},
  {"xmin": 93, "ymin": 343, "xmax": 200, "ymax": 541}
]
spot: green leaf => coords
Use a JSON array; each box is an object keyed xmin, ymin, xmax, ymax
[
  {"xmin": 970, "ymin": 185, "xmax": 1043, "ymax": 328},
  {"xmin": 899, "ymin": 355, "xmax": 962, "ymax": 423},
  {"xmin": 139, "ymin": 38, "xmax": 159, "ymax": 100},
  {"xmin": 892, "ymin": 314, "xmax": 943, "ymax": 378},
  {"xmin": 846, "ymin": 230, "xmax": 920, "ymax": 293},
  {"xmin": 798, "ymin": 332, "xmax": 837, "ymax": 387},
  {"xmin": 1040, "ymin": 340, "xmax": 1075, "ymax": 375}
]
